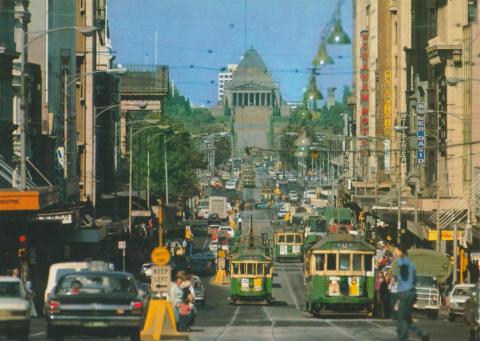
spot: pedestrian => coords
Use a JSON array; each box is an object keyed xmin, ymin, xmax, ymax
[
  {"xmin": 374, "ymin": 272, "xmax": 385, "ymax": 317},
  {"xmin": 388, "ymin": 273, "xmax": 399, "ymax": 320},
  {"xmin": 383, "ymin": 272, "xmax": 392, "ymax": 318},
  {"xmin": 11, "ymin": 268, "xmax": 19, "ymax": 278},
  {"xmin": 237, "ymin": 217, "xmax": 242, "ymax": 232},
  {"xmin": 177, "ymin": 295, "xmax": 192, "ymax": 332},
  {"xmin": 464, "ymin": 286, "xmax": 479, "ymax": 341},
  {"xmin": 392, "ymin": 245, "xmax": 429, "ymax": 341},
  {"xmin": 169, "ymin": 275, "xmax": 184, "ymax": 322}
]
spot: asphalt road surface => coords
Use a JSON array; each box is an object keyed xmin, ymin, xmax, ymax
[{"xmin": 25, "ymin": 174, "xmax": 468, "ymax": 340}]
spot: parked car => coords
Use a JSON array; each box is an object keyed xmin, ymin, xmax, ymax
[
  {"xmin": 0, "ymin": 276, "xmax": 31, "ymax": 341},
  {"xmin": 288, "ymin": 177, "xmax": 297, "ymax": 183},
  {"xmin": 218, "ymin": 226, "xmax": 235, "ymax": 239},
  {"xmin": 448, "ymin": 283, "xmax": 475, "ymax": 321},
  {"xmin": 192, "ymin": 276, "xmax": 206, "ymax": 306},
  {"xmin": 225, "ymin": 181, "xmax": 236, "ymax": 190},
  {"xmin": 45, "ymin": 271, "xmax": 145, "ymax": 341}
]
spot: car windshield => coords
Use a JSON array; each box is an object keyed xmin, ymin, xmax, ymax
[
  {"xmin": 0, "ymin": 282, "xmax": 22, "ymax": 297},
  {"xmin": 453, "ymin": 287, "xmax": 473, "ymax": 296},
  {"xmin": 56, "ymin": 273, "xmax": 137, "ymax": 297}
]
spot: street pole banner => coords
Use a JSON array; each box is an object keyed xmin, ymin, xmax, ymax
[{"xmin": 384, "ymin": 139, "xmax": 391, "ymax": 174}]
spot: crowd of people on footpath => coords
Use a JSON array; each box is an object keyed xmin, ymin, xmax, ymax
[{"xmin": 169, "ymin": 272, "xmax": 197, "ymax": 332}]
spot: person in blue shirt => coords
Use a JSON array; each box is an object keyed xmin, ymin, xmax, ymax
[{"xmin": 392, "ymin": 245, "xmax": 430, "ymax": 341}]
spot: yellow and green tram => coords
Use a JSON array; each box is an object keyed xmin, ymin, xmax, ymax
[
  {"xmin": 304, "ymin": 233, "xmax": 376, "ymax": 316},
  {"xmin": 273, "ymin": 229, "xmax": 304, "ymax": 262},
  {"xmin": 230, "ymin": 247, "xmax": 273, "ymax": 304}
]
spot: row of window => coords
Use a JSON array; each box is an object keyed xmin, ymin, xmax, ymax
[
  {"xmin": 275, "ymin": 234, "xmax": 303, "ymax": 244},
  {"xmin": 231, "ymin": 262, "xmax": 272, "ymax": 276},
  {"xmin": 232, "ymin": 92, "xmax": 272, "ymax": 106},
  {"xmin": 313, "ymin": 253, "xmax": 374, "ymax": 272}
]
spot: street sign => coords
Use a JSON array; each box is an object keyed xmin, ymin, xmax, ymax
[
  {"xmin": 132, "ymin": 210, "xmax": 151, "ymax": 217},
  {"xmin": 417, "ymin": 113, "xmax": 426, "ymax": 164},
  {"xmin": 150, "ymin": 247, "xmax": 171, "ymax": 266},
  {"xmin": 118, "ymin": 240, "xmax": 126, "ymax": 250},
  {"xmin": 150, "ymin": 265, "xmax": 171, "ymax": 296},
  {"xmin": 416, "ymin": 102, "xmax": 425, "ymax": 114}
]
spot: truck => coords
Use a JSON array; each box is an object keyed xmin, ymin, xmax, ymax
[
  {"xmin": 208, "ymin": 196, "xmax": 228, "ymax": 220},
  {"xmin": 391, "ymin": 248, "xmax": 451, "ymax": 319}
]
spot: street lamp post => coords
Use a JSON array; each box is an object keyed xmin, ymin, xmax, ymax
[
  {"xmin": 18, "ymin": 25, "xmax": 97, "ymax": 189},
  {"xmin": 128, "ymin": 124, "xmax": 167, "ymax": 232}
]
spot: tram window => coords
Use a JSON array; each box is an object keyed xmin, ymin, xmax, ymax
[
  {"xmin": 364, "ymin": 255, "xmax": 373, "ymax": 271},
  {"xmin": 286, "ymin": 235, "xmax": 294, "ymax": 243},
  {"xmin": 315, "ymin": 254, "xmax": 325, "ymax": 271},
  {"xmin": 278, "ymin": 235, "xmax": 285, "ymax": 243},
  {"xmin": 247, "ymin": 263, "xmax": 254, "ymax": 275},
  {"xmin": 339, "ymin": 254, "xmax": 350, "ymax": 271},
  {"xmin": 233, "ymin": 263, "xmax": 240, "ymax": 275},
  {"xmin": 240, "ymin": 263, "xmax": 246, "ymax": 275},
  {"xmin": 257, "ymin": 263, "xmax": 264, "ymax": 275},
  {"xmin": 327, "ymin": 254, "xmax": 337, "ymax": 271},
  {"xmin": 352, "ymin": 254, "xmax": 362, "ymax": 271},
  {"xmin": 265, "ymin": 263, "xmax": 271, "ymax": 275},
  {"xmin": 295, "ymin": 235, "xmax": 302, "ymax": 243}
]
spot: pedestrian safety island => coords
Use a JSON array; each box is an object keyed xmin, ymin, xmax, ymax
[{"xmin": 141, "ymin": 246, "xmax": 189, "ymax": 341}]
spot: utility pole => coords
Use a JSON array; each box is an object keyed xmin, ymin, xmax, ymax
[
  {"xmin": 164, "ymin": 134, "xmax": 169, "ymax": 204},
  {"xmin": 147, "ymin": 133, "xmax": 150, "ymax": 208},
  {"xmin": 128, "ymin": 126, "xmax": 133, "ymax": 233},
  {"xmin": 18, "ymin": 11, "xmax": 27, "ymax": 189},
  {"xmin": 453, "ymin": 223, "xmax": 458, "ymax": 284}
]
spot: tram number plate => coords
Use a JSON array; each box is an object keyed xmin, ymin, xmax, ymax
[
  {"xmin": 280, "ymin": 245, "xmax": 288, "ymax": 255},
  {"xmin": 241, "ymin": 278, "xmax": 249, "ymax": 291}
]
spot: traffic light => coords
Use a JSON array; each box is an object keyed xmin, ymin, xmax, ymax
[{"xmin": 18, "ymin": 235, "xmax": 27, "ymax": 259}]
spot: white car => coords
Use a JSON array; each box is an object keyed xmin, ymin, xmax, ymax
[
  {"xmin": 192, "ymin": 276, "xmax": 206, "ymax": 306},
  {"xmin": 0, "ymin": 276, "xmax": 31, "ymax": 340},
  {"xmin": 219, "ymin": 226, "xmax": 235, "ymax": 238},
  {"xmin": 209, "ymin": 240, "xmax": 219, "ymax": 252},
  {"xmin": 448, "ymin": 283, "xmax": 475, "ymax": 321},
  {"xmin": 304, "ymin": 189, "xmax": 317, "ymax": 199},
  {"xmin": 225, "ymin": 181, "xmax": 236, "ymax": 190}
]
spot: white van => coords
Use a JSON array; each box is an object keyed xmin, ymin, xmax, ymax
[{"xmin": 43, "ymin": 261, "xmax": 113, "ymax": 303}]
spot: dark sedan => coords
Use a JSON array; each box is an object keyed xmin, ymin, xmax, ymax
[{"xmin": 45, "ymin": 271, "xmax": 145, "ymax": 341}]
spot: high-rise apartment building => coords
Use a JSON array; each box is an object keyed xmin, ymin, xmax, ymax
[{"xmin": 218, "ymin": 64, "xmax": 237, "ymax": 102}]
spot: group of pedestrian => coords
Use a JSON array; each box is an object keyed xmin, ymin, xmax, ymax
[
  {"xmin": 374, "ymin": 271, "xmax": 394, "ymax": 318},
  {"xmin": 169, "ymin": 272, "xmax": 197, "ymax": 332}
]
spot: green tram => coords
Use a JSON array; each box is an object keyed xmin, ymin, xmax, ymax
[
  {"xmin": 230, "ymin": 229, "xmax": 273, "ymax": 304},
  {"xmin": 304, "ymin": 233, "xmax": 376, "ymax": 316},
  {"xmin": 273, "ymin": 229, "xmax": 304, "ymax": 262}
]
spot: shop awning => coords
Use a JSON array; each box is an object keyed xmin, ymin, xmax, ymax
[{"xmin": 0, "ymin": 186, "xmax": 59, "ymax": 211}]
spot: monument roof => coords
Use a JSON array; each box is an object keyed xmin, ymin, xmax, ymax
[{"xmin": 237, "ymin": 48, "xmax": 268, "ymax": 72}]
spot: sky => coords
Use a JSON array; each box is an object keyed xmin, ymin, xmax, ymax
[{"xmin": 109, "ymin": 0, "xmax": 353, "ymax": 106}]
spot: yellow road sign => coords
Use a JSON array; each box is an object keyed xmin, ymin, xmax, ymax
[{"xmin": 151, "ymin": 247, "xmax": 171, "ymax": 266}]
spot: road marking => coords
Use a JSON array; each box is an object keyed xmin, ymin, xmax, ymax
[
  {"xmin": 202, "ymin": 236, "xmax": 209, "ymax": 251},
  {"xmin": 263, "ymin": 306, "xmax": 278, "ymax": 341},
  {"xmin": 214, "ymin": 306, "xmax": 240, "ymax": 341},
  {"xmin": 30, "ymin": 332, "xmax": 46, "ymax": 338},
  {"xmin": 325, "ymin": 320, "xmax": 357, "ymax": 340},
  {"xmin": 366, "ymin": 320, "xmax": 397, "ymax": 336},
  {"xmin": 280, "ymin": 265, "xmax": 301, "ymax": 310}
]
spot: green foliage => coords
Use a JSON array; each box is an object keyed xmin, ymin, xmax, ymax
[{"xmin": 214, "ymin": 135, "xmax": 231, "ymax": 166}]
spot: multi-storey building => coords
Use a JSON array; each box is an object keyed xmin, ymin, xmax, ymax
[
  {"xmin": 351, "ymin": 0, "xmax": 480, "ymax": 249},
  {"xmin": 218, "ymin": 64, "xmax": 237, "ymax": 102}
]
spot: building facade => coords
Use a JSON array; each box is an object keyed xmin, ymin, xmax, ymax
[
  {"xmin": 223, "ymin": 48, "xmax": 283, "ymax": 152},
  {"xmin": 217, "ymin": 64, "xmax": 237, "ymax": 102},
  {"xmin": 351, "ymin": 0, "xmax": 480, "ymax": 248}
]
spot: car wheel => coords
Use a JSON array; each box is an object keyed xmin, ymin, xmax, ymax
[{"xmin": 130, "ymin": 330, "xmax": 141, "ymax": 341}]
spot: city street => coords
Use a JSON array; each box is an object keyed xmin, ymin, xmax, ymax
[{"xmin": 25, "ymin": 204, "xmax": 468, "ymax": 340}]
